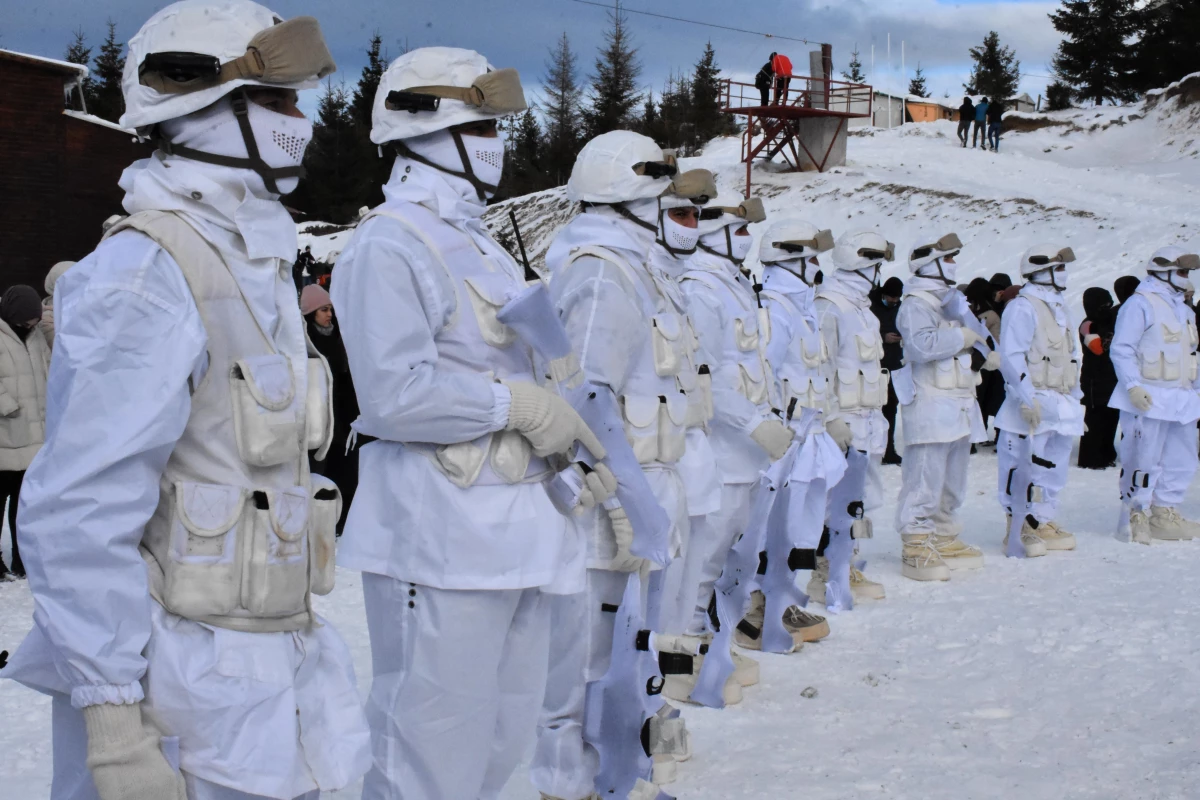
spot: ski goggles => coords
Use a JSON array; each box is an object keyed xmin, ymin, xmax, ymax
[
  {"xmin": 911, "ymin": 232, "xmax": 963, "ymax": 260},
  {"xmin": 774, "ymin": 229, "xmax": 835, "ymax": 254},
  {"xmin": 139, "ymin": 17, "xmax": 336, "ymax": 94},
  {"xmin": 664, "ymin": 169, "xmax": 717, "ymax": 205},
  {"xmin": 1152, "ymin": 253, "xmax": 1200, "ymax": 270},
  {"xmin": 386, "ymin": 67, "xmax": 527, "ymax": 115},
  {"xmin": 1027, "ymin": 247, "xmax": 1076, "ymax": 266},
  {"xmin": 859, "ymin": 243, "xmax": 896, "ymax": 262},
  {"xmin": 699, "ymin": 197, "xmax": 767, "ymax": 223}
]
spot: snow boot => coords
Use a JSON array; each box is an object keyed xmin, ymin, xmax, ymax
[
  {"xmin": 933, "ymin": 535, "xmax": 985, "ymax": 570},
  {"xmin": 662, "ymin": 648, "xmax": 742, "ymax": 706},
  {"xmin": 731, "ymin": 649, "xmax": 759, "ymax": 687},
  {"xmin": 1130, "ymin": 508, "xmax": 1152, "ymax": 546},
  {"xmin": 850, "ymin": 565, "xmax": 886, "ymax": 600},
  {"xmin": 735, "ymin": 590, "xmax": 829, "ymax": 650},
  {"xmin": 1150, "ymin": 506, "xmax": 1195, "ymax": 541},
  {"xmin": 1003, "ymin": 517, "xmax": 1047, "ymax": 557},
  {"xmin": 901, "ymin": 534, "xmax": 951, "ymax": 582},
  {"xmin": 1038, "ymin": 520, "xmax": 1077, "ymax": 551}
]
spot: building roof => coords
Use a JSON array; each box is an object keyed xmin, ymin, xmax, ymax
[
  {"xmin": 63, "ymin": 109, "xmax": 135, "ymax": 135},
  {"xmin": 0, "ymin": 49, "xmax": 89, "ymax": 81}
]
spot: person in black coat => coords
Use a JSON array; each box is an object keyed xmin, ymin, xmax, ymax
[
  {"xmin": 871, "ymin": 276, "xmax": 905, "ymax": 464},
  {"xmin": 957, "ymin": 97, "xmax": 974, "ymax": 147},
  {"xmin": 293, "ymin": 245, "xmax": 315, "ymax": 295},
  {"xmin": 755, "ymin": 54, "xmax": 776, "ymax": 107},
  {"xmin": 986, "ymin": 100, "xmax": 1005, "ymax": 152},
  {"xmin": 1077, "ymin": 287, "xmax": 1119, "ymax": 469},
  {"xmin": 301, "ymin": 284, "xmax": 360, "ymax": 534}
]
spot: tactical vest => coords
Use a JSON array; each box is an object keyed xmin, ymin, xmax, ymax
[
  {"xmin": 905, "ymin": 290, "xmax": 981, "ymax": 398},
  {"xmin": 104, "ymin": 211, "xmax": 340, "ymax": 634},
  {"xmin": 1024, "ymin": 295, "xmax": 1079, "ymax": 394},
  {"xmin": 1136, "ymin": 290, "xmax": 1200, "ymax": 388},
  {"xmin": 761, "ymin": 287, "xmax": 829, "ymax": 412},
  {"xmin": 816, "ymin": 289, "xmax": 889, "ymax": 410}
]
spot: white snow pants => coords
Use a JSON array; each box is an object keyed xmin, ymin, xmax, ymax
[
  {"xmin": 679, "ymin": 483, "xmax": 753, "ymax": 635},
  {"xmin": 360, "ymin": 575, "xmax": 550, "ymax": 800},
  {"xmin": 1119, "ymin": 413, "xmax": 1200, "ymax": 509},
  {"xmin": 997, "ymin": 430, "xmax": 1073, "ymax": 523},
  {"xmin": 531, "ymin": 569, "xmax": 630, "ymax": 800},
  {"xmin": 783, "ymin": 476, "xmax": 830, "ymax": 551},
  {"xmin": 895, "ymin": 437, "xmax": 971, "ymax": 537},
  {"xmin": 843, "ymin": 409, "xmax": 888, "ymax": 511},
  {"xmin": 48, "ymin": 695, "xmax": 319, "ymax": 800}
]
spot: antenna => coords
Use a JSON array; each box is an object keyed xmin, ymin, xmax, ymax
[{"xmin": 509, "ymin": 209, "xmax": 539, "ymax": 283}]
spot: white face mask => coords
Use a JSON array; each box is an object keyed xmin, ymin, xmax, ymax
[
  {"xmin": 1152, "ymin": 270, "xmax": 1194, "ymax": 294},
  {"xmin": 405, "ymin": 129, "xmax": 506, "ymax": 199},
  {"xmin": 730, "ymin": 231, "xmax": 755, "ymax": 263},
  {"xmin": 161, "ymin": 95, "xmax": 313, "ymax": 196},
  {"xmin": 661, "ymin": 211, "xmax": 700, "ymax": 254},
  {"xmin": 918, "ymin": 257, "xmax": 957, "ymax": 285}
]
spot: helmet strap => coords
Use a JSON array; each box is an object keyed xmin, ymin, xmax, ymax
[
  {"xmin": 696, "ymin": 226, "xmax": 744, "ymax": 266},
  {"xmin": 1028, "ymin": 267, "xmax": 1066, "ymax": 292},
  {"xmin": 153, "ymin": 89, "xmax": 303, "ymax": 195},
  {"xmin": 854, "ymin": 265, "xmax": 881, "ymax": 289},
  {"xmin": 918, "ymin": 257, "xmax": 954, "ymax": 286},
  {"xmin": 392, "ymin": 128, "xmax": 499, "ymax": 201},
  {"xmin": 765, "ymin": 257, "xmax": 813, "ymax": 285},
  {"xmin": 1150, "ymin": 270, "xmax": 1188, "ymax": 293}
]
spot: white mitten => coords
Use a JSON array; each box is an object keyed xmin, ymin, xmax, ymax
[
  {"xmin": 982, "ymin": 351, "xmax": 1002, "ymax": 371},
  {"xmin": 825, "ymin": 418, "xmax": 854, "ymax": 453},
  {"xmin": 575, "ymin": 463, "xmax": 618, "ymax": 509},
  {"xmin": 606, "ymin": 506, "xmax": 647, "ymax": 573},
  {"xmin": 1128, "ymin": 386, "xmax": 1153, "ymax": 413},
  {"xmin": 1020, "ymin": 401, "xmax": 1042, "ymax": 429},
  {"xmin": 750, "ymin": 418, "xmax": 795, "ymax": 461},
  {"xmin": 960, "ymin": 328, "xmax": 984, "ymax": 351},
  {"xmin": 83, "ymin": 703, "xmax": 187, "ymax": 800},
  {"xmin": 504, "ymin": 381, "xmax": 607, "ymax": 459}
]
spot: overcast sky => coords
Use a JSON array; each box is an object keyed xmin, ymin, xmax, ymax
[{"xmin": 3, "ymin": 0, "xmax": 1064, "ymax": 112}]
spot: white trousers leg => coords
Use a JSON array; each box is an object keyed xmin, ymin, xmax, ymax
[
  {"xmin": 1119, "ymin": 413, "xmax": 1200, "ymax": 509},
  {"xmin": 684, "ymin": 483, "xmax": 752, "ymax": 635},
  {"xmin": 50, "ymin": 695, "xmax": 318, "ymax": 800},
  {"xmin": 531, "ymin": 569, "xmax": 629, "ymax": 800},
  {"xmin": 998, "ymin": 431, "xmax": 1073, "ymax": 523},
  {"xmin": 895, "ymin": 438, "xmax": 970, "ymax": 537},
  {"xmin": 361, "ymin": 576, "xmax": 550, "ymax": 800},
  {"xmin": 655, "ymin": 545, "xmax": 691, "ymax": 637}
]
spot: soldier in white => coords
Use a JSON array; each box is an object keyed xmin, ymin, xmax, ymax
[
  {"xmin": 331, "ymin": 49, "xmax": 607, "ymax": 800},
  {"xmin": 533, "ymin": 132, "xmax": 696, "ymax": 800},
  {"xmin": 2, "ymin": 3, "xmax": 372, "ymax": 799},
  {"xmin": 1109, "ymin": 247, "xmax": 1200, "ymax": 543},
  {"xmin": 893, "ymin": 234, "xmax": 999, "ymax": 581},
  {"xmin": 748, "ymin": 220, "xmax": 849, "ymax": 642},
  {"xmin": 995, "ymin": 245, "xmax": 1083, "ymax": 556},
  {"xmin": 811, "ymin": 232, "xmax": 895, "ymax": 602}
]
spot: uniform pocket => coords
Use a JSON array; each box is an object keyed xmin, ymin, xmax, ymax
[
  {"xmin": 434, "ymin": 438, "xmax": 490, "ymax": 489},
  {"xmin": 933, "ymin": 359, "xmax": 958, "ymax": 390},
  {"xmin": 862, "ymin": 370, "xmax": 886, "ymax": 408},
  {"xmin": 164, "ymin": 482, "xmax": 246, "ymax": 618},
  {"xmin": 855, "ymin": 332, "xmax": 882, "ymax": 362},
  {"xmin": 242, "ymin": 487, "xmax": 310, "ymax": 618},
  {"xmin": 1029, "ymin": 356, "xmax": 1051, "ymax": 388},
  {"xmin": 738, "ymin": 361, "xmax": 769, "ymax": 405},
  {"xmin": 734, "ymin": 316, "xmax": 759, "ymax": 352},
  {"xmin": 686, "ymin": 366, "xmax": 714, "ymax": 427},
  {"xmin": 463, "ymin": 276, "xmax": 518, "ymax": 348},
  {"xmin": 658, "ymin": 393, "xmax": 688, "ymax": 463},
  {"xmin": 651, "ymin": 314, "xmax": 684, "ymax": 377},
  {"xmin": 955, "ymin": 354, "xmax": 979, "ymax": 390},
  {"xmin": 621, "ymin": 395, "xmax": 661, "ymax": 464},
  {"xmin": 231, "ymin": 355, "xmax": 303, "ymax": 467},
  {"xmin": 490, "ymin": 429, "xmax": 533, "ymax": 483},
  {"xmin": 836, "ymin": 367, "xmax": 862, "ymax": 409},
  {"xmin": 800, "ymin": 335, "xmax": 825, "ymax": 369},
  {"xmin": 1162, "ymin": 351, "xmax": 1182, "ymax": 382},
  {"xmin": 309, "ymin": 476, "xmax": 341, "ymax": 597},
  {"xmin": 306, "ymin": 355, "xmax": 335, "ymax": 459}
]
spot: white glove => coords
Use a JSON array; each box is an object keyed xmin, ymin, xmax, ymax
[
  {"xmin": 1129, "ymin": 386, "xmax": 1153, "ymax": 413},
  {"xmin": 575, "ymin": 463, "xmax": 618, "ymax": 509},
  {"xmin": 960, "ymin": 328, "xmax": 984, "ymax": 351},
  {"xmin": 1020, "ymin": 401, "xmax": 1042, "ymax": 429},
  {"xmin": 83, "ymin": 703, "xmax": 187, "ymax": 800},
  {"xmin": 504, "ymin": 381, "xmax": 607, "ymax": 459},
  {"xmin": 982, "ymin": 351, "xmax": 1002, "ymax": 371},
  {"xmin": 606, "ymin": 506, "xmax": 647, "ymax": 573},
  {"xmin": 750, "ymin": 418, "xmax": 795, "ymax": 461},
  {"xmin": 825, "ymin": 418, "xmax": 853, "ymax": 453}
]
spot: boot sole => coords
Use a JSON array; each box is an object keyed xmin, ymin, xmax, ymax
[
  {"xmin": 1043, "ymin": 538, "xmax": 1077, "ymax": 550},
  {"xmin": 1151, "ymin": 529, "xmax": 1194, "ymax": 541},
  {"xmin": 852, "ymin": 586, "xmax": 886, "ymax": 601},
  {"xmin": 902, "ymin": 563, "xmax": 951, "ymax": 581},
  {"xmin": 944, "ymin": 555, "xmax": 985, "ymax": 570}
]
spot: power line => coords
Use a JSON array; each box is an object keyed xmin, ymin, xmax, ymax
[{"xmin": 566, "ymin": 0, "xmax": 826, "ymax": 47}]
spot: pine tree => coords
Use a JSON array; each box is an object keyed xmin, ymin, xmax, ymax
[
  {"xmin": 689, "ymin": 41, "xmax": 736, "ymax": 153},
  {"xmin": 91, "ymin": 20, "xmax": 126, "ymax": 123},
  {"xmin": 842, "ymin": 45, "xmax": 866, "ymax": 83},
  {"xmin": 583, "ymin": 4, "xmax": 643, "ymax": 138},
  {"xmin": 1046, "ymin": 80, "xmax": 1073, "ymax": 111},
  {"xmin": 499, "ymin": 107, "xmax": 547, "ymax": 198},
  {"xmin": 964, "ymin": 31, "xmax": 1020, "ymax": 103},
  {"xmin": 908, "ymin": 63, "xmax": 929, "ymax": 98},
  {"xmin": 350, "ymin": 33, "xmax": 386, "ymax": 127},
  {"xmin": 1129, "ymin": 0, "xmax": 1200, "ymax": 95},
  {"xmin": 648, "ymin": 73, "xmax": 692, "ymax": 152},
  {"xmin": 292, "ymin": 80, "xmax": 362, "ymax": 222},
  {"xmin": 63, "ymin": 29, "xmax": 98, "ymax": 112},
  {"xmin": 543, "ymin": 33, "xmax": 583, "ymax": 186},
  {"xmin": 1050, "ymin": 0, "xmax": 1139, "ymax": 105}
]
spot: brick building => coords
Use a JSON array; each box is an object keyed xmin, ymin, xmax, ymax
[{"xmin": 0, "ymin": 49, "xmax": 151, "ymax": 293}]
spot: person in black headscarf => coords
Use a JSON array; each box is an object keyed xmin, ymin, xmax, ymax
[
  {"xmin": 871, "ymin": 276, "xmax": 905, "ymax": 464},
  {"xmin": 966, "ymin": 277, "xmax": 1006, "ymax": 439},
  {"xmin": 301, "ymin": 284, "xmax": 359, "ymax": 534},
  {"xmin": 1077, "ymin": 286, "xmax": 1120, "ymax": 469},
  {"xmin": 1113, "ymin": 275, "xmax": 1141, "ymax": 308}
]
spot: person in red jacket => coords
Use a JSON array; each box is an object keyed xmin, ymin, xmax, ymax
[{"xmin": 772, "ymin": 52, "xmax": 793, "ymax": 104}]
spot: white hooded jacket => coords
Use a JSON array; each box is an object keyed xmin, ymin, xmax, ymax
[{"xmin": 1109, "ymin": 278, "xmax": 1200, "ymax": 423}]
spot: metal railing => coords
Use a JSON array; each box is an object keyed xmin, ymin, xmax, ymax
[{"xmin": 720, "ymin": 77, "xmax": 873, "ymax": 118}]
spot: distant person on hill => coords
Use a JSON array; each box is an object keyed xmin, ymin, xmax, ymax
[
  {"xmin": 293, "ymin": 244, "xmax": 315, "ymax": 294},
  {"xmin": 772, "ymin": 52, "xmax": 793, "ymax": 104},
  {"xmin": 973, "ymin": 97, "xmax": 989, "ymax": 149},
  {"xmin": 756, "ymin": 53, "xmax": 776, "ymax": 106},
  {"xmin": 958, "ymin": 97, "xmax": 975, "ymax": 147},
  {"xmin": 987, "ymin": 100, "xmax": 1005, "ymax": 152}
]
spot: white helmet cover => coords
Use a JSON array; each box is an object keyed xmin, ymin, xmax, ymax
[
  {"xmin": 567, "ymin": 130, "xmax": 674, "ymax": 204},
  {"xmin": 908, "ymin": 232, "xmax": 964, "ymax": 283},
  {"xmin": 697, "ymin": 194, "xmax": 766, "ymax": 264},
  {"xmin": 759, "ymin": 219, "xmax": 833, "ymax": 283},
  {"xmin": 1145, "ymin": 245, "xmax": 1200, "ymax": 292},
  {"xmin": 832, "ymin": 231, "xmax": 895, "ymax": 272},
  {"xmin": 1020, "ymin": 243, "xmax": 1076, "ymax": 291}
]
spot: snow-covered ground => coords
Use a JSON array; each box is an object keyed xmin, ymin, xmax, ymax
[{"xmin": 6, "ymin": 79, "xmax": 1200, "ymax": 798}]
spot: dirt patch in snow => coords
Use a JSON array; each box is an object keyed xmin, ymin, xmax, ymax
[{"xmin": 1003, "ymin": 116, "xmax": 1078, "ymax": 135}]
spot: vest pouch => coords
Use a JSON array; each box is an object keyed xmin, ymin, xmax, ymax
[
  {"xmin": 651, "ymin": 314, "xmax": 685, "ymax": 377},
  {"xmin": 1161, "ymin": 351, "xmax": 1183, "ymax": 382},
  {"xmin": 685, "ymin": 366, "xmax": 714, "ymax": 428},
  {"xmin": 242, "ymin": 487, "xmax": 310, "ymax": 618},
  {"xmin": 784, "ymin": 377, "xmax": 819, "ymax": 411},
  {"xmin": 800, "ymin": 335, "xmax": 825, "ymax": 369},
  {"xmin": 1029, "ymin": 356, "xmax": 1051, "ymax": 389},
  {"xmin": 836, "ymin": 367, "xmax": 863, "ymax": 410},
  {"xmin": 734, "ymin": 316, "xmax": 760, "ymax": 353},
  {"xmin": 309, "ymin": 476, "xmax": 341, "ymax": 597},
  {"xmin": 622, "ymin": 395, "xmax": 661, "ymax": 464},
  {"xmin": 435, "ymin": 436, "xmax": 491, "ymax": 489},
  {"xmin": 163, "ymin": 482, "xmax": 246, "ymax": 619},
  {"xmin": 855, "ymin": 332, "xmax": 883, "ymax": 362},
  {"xmin": 932, "ymin": 358, "xmax": 959, "ymax": 390},
  {"xmin": 738, "ymin": 361, "xmax": 770, "ymax": 405},
  {"xmin": 463, "ymin": 276, "xmax": 518, "ymax": 349},
  {"xmin": 862, "ymin": 369, "xmax": 887, "ymax": 408},
  {"xmin": 658, "ymin": 394, "xmax": 689, "ymax": 463},
  {"xmin": 490, "ymin": 429, "xmax": 534, "ymax": 484},
  {"xmin": 956, "ymin": 354, "xmax": 980, "ymax": 390},
  {"xmin": 231, "ymin": 355, "xmax": 303, "ymax": 468},
  {"xmin": 306, "ymin": 355, "xmax": 335, "ymax": 459},
  {"xmin": 757, "ymin": 307, "xmax": 772, "ymax": 349}
]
